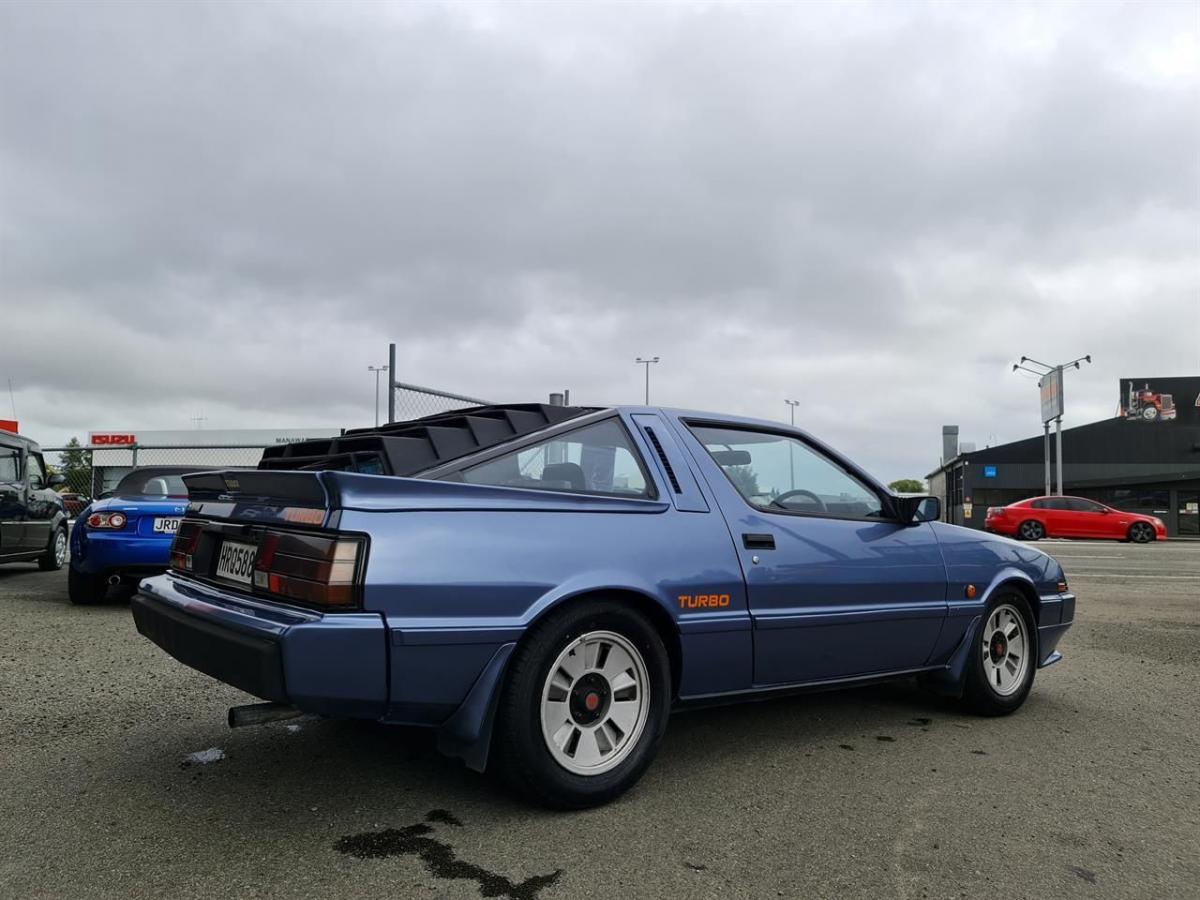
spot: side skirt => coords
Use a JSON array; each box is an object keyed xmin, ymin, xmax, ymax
[{"xmin": 673, "ymin": 663, "xmax": 948, "ymax": 712}]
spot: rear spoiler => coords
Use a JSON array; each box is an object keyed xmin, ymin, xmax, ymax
[{"xmin": 183, "ymin": 470, "xmax": 330, "ymax": 507}]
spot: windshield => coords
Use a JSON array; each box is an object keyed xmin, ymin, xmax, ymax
[{"xmin": 113, "ymin": 469, "xmax": 192, "ymax": 497}]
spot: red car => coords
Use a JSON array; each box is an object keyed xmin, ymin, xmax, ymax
[{"xmin": 985, "ymin": 496, "xmax": 1166, "ymax": 543}]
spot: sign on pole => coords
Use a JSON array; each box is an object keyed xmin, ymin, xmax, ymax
[{"xmin": 1039, "ymin": 367, "xmax": 1064, "ymax": 423}]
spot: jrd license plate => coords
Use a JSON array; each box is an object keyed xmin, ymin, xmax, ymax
[
  {"xmin": 152, "ymin": 517, "xmax": 181, "ymax": 534},
  {"xmin": 216, "ymin": 540, "xmax": 257, "ymax": 585}
]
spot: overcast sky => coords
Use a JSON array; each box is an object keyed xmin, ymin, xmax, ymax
[{"xmin": 1, "ymin": 0, "xmax": 1197, "ymax": 482}]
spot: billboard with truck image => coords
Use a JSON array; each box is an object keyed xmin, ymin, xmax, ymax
[{"xmin": 1118, "ymin": 377, "xmax": 1200, "ymax": 423}]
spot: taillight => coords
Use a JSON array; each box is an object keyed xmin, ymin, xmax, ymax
[
  {"xmin": 87, "ymin": 511, "xmax": 127, "ymax": 529},
  {"xmin": 252, "ymin": 529, "xmax": 363, "ymax": 609},
  {"xmin": 170, "ymin": 520, "xmax": 203, "ymax": 572}
]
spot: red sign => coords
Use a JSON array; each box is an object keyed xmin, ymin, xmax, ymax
[
  {"xmin": 0, "ymin": 419, "xmax": 17, "ymax": 434},
  {"xmin": 90, "ymin": 433, "xmax": 137, "ymax": 445}
]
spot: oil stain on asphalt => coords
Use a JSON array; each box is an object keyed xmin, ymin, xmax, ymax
[{"xmin": 336, "ymin": 810, "xmax": 562, "ymax": 900}]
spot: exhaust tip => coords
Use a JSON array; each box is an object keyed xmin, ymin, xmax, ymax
[
  {"xmin": 228, "ymin": 702, "xmax": 303, "ymax": 729},
  {"xmin": 107, "ymin": 574, "xmax": 121, "ymax": 586}
]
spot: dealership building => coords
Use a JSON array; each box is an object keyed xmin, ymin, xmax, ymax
[{"xmin": 928, "ymin": 376, "xmax": 1200, "ymax": 538}]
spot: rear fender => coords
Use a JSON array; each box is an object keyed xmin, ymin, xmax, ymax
[{"xmin": 434, "ymin": 575, "xmax": 679, "ymax": 773}]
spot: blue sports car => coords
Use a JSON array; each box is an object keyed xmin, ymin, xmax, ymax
[
  {"xmin": 69, "ymin": 467, "xmax": 211, "ymax": 605},
  {"xmin": 132, "ymin": 404, "xmax": 1074, "ymax": 807}
]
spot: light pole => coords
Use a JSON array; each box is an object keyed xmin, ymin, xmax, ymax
[
  {"xmin": 785, "ymin": 399, "xmax": 800, "ymax": 489},
  {"xmin": 1012, "ymin": 354, "xmax": 1091, "ymax": 496},
  {"xmin": 368, "ymin": 365, "xmax": 389, "ymax": 428},
  {"xmin": 635, "ymin": 357, "xmax": 660, "ymax": 405}
]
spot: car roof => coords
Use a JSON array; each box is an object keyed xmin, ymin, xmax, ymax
[{"xmin": 0, "ymin": 431, "xmax": 39, "ymax": 452}]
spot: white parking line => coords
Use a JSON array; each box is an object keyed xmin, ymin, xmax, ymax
[{"xmin": 1067, "ymin": 573, "xmax": 1200, "ymax": 579}]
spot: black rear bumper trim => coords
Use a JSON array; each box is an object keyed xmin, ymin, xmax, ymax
[{"xmin": 132, "ymin": 593, "xmax": 288, "ymax": 703}]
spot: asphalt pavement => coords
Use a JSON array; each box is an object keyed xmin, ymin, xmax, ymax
[{"xmin": 1, "ymin": 539, "xmax": 1197, "ymax": 899}]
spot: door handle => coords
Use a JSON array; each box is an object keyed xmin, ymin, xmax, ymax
[{"xmin": 742, "ymin": 533, "xmax": 775, "ymax": 550}]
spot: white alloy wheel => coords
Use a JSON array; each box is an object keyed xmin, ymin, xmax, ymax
[
  {"xmin": 540, "ymin": 630, "xmax": 650, "ymax": 776},
  {"xmin": 981, "ymin": 603, "xmax": 1030, "ymax": 697},
  {"xmin": 54, "ymin": 530, "xmax": 67, "ymax": 566}
]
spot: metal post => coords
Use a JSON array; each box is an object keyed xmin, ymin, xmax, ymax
[
  {"xmin": 387, "ymin": 343, "xmax": 396, "ymax": 424},
  {"xmin": 1055, "ymin": 415, "xmax": 1063, "ymax": 495},
  {"xmin": 368, "ymin": 365, "xmax": 388, "ymax": 427},
  {"xmin": 785, "ymin": 399, "xmax": 800, "ymax": 490},
  {"xmin": 635, "ymin": 357, "xmax": 659, "ymax": 405},
  {"xmin": 1043, "ymin": 421, "xmax": 1051, "ymax": 497}
]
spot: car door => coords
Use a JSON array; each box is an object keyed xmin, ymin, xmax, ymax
[
  {"xmin": 22, "ymin": 452, "xmax": 57, "ymax": 551},
  {"xmin": 22, "ymin": 453, "xmax": 58, "ymax": 554},
  {"xmin": 1038, "ymin": 497, "xmax": 1072, "ymax": 536},
  {"xmin": 1065, "ymin": 498, "xmax": 1108, "ymax": 537},
  {"xmin": 676, "ymin": 421, "xmax": 948, "ymax": 685},
  {"xmin": 0, "ymin": 444, "xmax": 24, "ymax": 555}
]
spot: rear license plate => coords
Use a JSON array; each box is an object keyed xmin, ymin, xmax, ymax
[
  {"xmin": 216, "ymin": 540, "xmax": 257, "ymax": 585},
  {"xmin": 152, "ymin": 517, "xmax": 181, "ymax": 534}
]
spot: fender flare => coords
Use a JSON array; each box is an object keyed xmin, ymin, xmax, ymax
[{"xmin": 434, "ymin": 575, "xmax": 681, "ymax": 773}]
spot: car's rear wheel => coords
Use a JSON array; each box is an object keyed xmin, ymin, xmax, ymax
[
  {"xmin": 493, "ymin": 599, "xmax": 670, "ymax": 809},
  {"xmin": 38, "ymin": 526, "xmax": 68, "ymax": 571},
  {"xmin": 1127, "ymin": 522, "xmax": 1156, "ymax": 544},
  {"xmin": 68, "ymin": 566, "xmax": 108, "ymax": 605},
  {"xmin": 1018, "ymin": 519, "xmax": 1044, "ymax": 541},
  {"xmin": 963, "ymin": 592, "xmax": 1036, "ymax": 716}
]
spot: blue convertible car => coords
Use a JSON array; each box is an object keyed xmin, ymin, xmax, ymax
[
  {"xmin": 69, "ymin": 467, "xmax": 211, "ymax": 604},
  {"xmin": 132, "ymin": 404, "xmax": 1074, "ymax": 807}
]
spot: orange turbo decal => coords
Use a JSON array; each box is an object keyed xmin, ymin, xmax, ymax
[{"xmin": 678, "ymin": 593, "xmax": 731, "ymax": 609}]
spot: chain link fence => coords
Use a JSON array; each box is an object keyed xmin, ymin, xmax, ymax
[
  {"xmin": 42, "ymin": 444, "xmax": 274, "ymax": 507},
  {"xmin": 390, "ymin": 379, "xmax": 492, "ymax": 421},
  {"xmin": 39, "ymin": 377, "xmax": 501, "ymax": 512}
]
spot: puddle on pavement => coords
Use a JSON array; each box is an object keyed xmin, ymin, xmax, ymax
[{"xmin": 336, "ymin": 810, "xmax": 562, "ymax": 900}]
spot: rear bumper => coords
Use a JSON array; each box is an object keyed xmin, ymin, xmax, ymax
[
  {"xmin": 71, "ymin": 528, "xmax": 173, "ymax": 575},
  {"xmin": 133, "ymin": 573, "xmax": 388, "ymax": 718}
]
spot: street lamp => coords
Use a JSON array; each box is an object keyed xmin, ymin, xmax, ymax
[
  {"xmin": 368, "ymin": 364, "xmax": 389, "ymax": 428},
  {"xmin": 635, "ymin": 357, "xmax": 660, "ymax": 405},
  {"xmin": 1011, "ymin": 354, "xmax": 1091, "ymax": 496},
  {"xmin": 784, "ymin": 399, "xmax": 800, "ymax": 489}
]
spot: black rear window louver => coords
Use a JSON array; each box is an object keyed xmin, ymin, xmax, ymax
[
  {"xmin": 258, "ymin": 403, "xmax": 599, "ymax": 477},
  {"xmin": 643, "ymin": 427, "xmax": 681, "ymax": 494}
]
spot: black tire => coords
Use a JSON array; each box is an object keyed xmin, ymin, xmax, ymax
[
  {"xmin": 68, "ymin": 565, "xmax": 109, "ymax": 605},
  {"xmin": 492, "ymin": 598, "xmax": 671, "ymax": 809},
  {"xmin": 962, "ymin": 591, "xmax": 1037, "ymax": 716},
  {"xmin": 38, "ymin": 526, "xmax": 68, "ymax": 571},
  {"xmin": 1017, "ymin": 519, "xmax": 1044, "ymax": 541},
  {"xmin": 1127, "ymin": 522, "xmax": 1156, "ymax": 544}
]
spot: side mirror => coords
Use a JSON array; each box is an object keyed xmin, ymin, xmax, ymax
[
  {"xmin": 897, "ymin": 495, "xmax": 940, "ymax": 524},
  {"xmin": 48, "ymin": 473, "xmax": 66, "ymax": 488}
]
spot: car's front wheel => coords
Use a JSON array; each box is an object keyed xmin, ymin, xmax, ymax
[
  {"xmin": 68, "ymin": 565, "xmax": 109, "ymax": 605},
  {"xmin": 38, "ymin": 526, "xmax": 68, "ymax": 571},
  {"xmin": 963, "ymin": 592, "xmax": 1037, "ymax": 716},
  {"xmin": 1127, "ymin": 522, "xmax": 1156, "ymax": 544},
  {"xmin": 1018, "ymin": 519, "xmax": 1045, "ymax": 541},
  {"xmin": 493, "ymin": 599, "xmax": 671, "ymax": 809}
]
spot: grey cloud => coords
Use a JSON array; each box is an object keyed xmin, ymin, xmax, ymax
[{"xmin": 1, "ymin": 0, "xmax": 1196, "ymax": 481}]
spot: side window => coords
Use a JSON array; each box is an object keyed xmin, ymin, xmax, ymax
[
  {"xmin": 26, "ymin": 454, "xmax": 45, "ymax": 490},
  {"xmin": 0, "ymin": 448, "xmax": 19, "ymax": 483},
  {"xmin": 457, "ymin": 419, "xmax": 652, "ymax": 498},
  {"xmin": 690, "ymin": 425, "xmax": 883, "ymax": 519},
  {"xmin": 1030, "ymin": 499, "xmax": 1050, "ymax": 510},
  {"xmin": 1069, "ymin": 498, "xmax": 1105, "ymax": 513}
]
